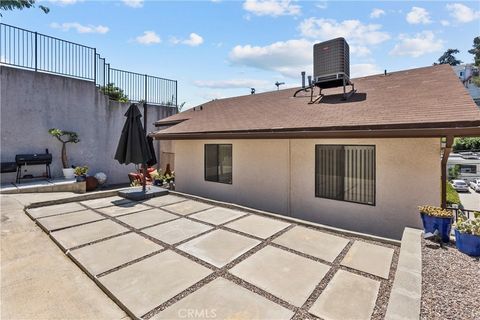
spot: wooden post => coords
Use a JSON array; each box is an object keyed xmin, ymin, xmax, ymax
[{"xmin": 441, "ymin": 136, "xmax": 454, "ymax": 208}]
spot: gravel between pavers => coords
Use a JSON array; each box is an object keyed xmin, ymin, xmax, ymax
[
  {"xmin": 421, "ymin": 239, "xmax": 480, "ymax": 320},
  {"xmin": 33, "ymin": 195, "xmax": 401, "ymax": 320}
]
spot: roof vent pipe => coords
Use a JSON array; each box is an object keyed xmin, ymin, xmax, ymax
[
  {"xmin": 301, "ymin": 71, "xmax": 306, "ymax": 89},
  {"xmin": 251, "ymin": 88, "xmax": 255, "ymax": 95},
  {"xmin": 307, "ymin": 75, "xmax": 312, "ymax": 87}
]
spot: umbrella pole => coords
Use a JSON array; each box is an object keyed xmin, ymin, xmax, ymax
[
  {"xmin": 142, "ymin": 162, "xmax": 147, "ymax": 193},
  {"xmin": 143, "ymin": 102, "xmax": 148, "ymax": 193}
]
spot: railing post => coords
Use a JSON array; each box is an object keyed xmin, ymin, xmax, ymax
[
  {"xmin": 144, "ymin": 74, "xmax": 148, "ymax": 103},
  {"xmin": 34, "ymin": 32, "xmax": 38, "ymax": 72},
  {"xmin": 107, "ymin": 63, "xmax": 110, "ymax": 85},
  {"xmin": 175, "ymin": 80, "xmax": 178, "ymax": 107},
  {"xmin": 93, "ymin": 48, "xmax": 96, "ymax": 85}
]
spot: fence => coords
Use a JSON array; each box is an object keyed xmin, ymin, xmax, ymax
[
  {"xmin": 448, "ymin": 206, "xmax": 478, "ymax": 221},
  {"xmin": 0, "ymin": 23, "xmax": 177, "ymax": 106}
]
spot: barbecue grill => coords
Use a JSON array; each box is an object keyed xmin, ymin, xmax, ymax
[{"xmin": 15, "ymin": 150, "xmax": 52, "ymax": 183}]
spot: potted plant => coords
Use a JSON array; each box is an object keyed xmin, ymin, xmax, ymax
[
  {"xmin": 48, "ymin": 128, "xmax": 80, "ymax": 179},
  {"xmin": 419, "ymin": 205, "xmax": 454, "ymax": 243},
  {"xmin": 150, "ymin": 169, "xmax": 164, "ymax": 186},
  {"xmin": 74, "ymin": 166, "xmax": 88, "ymax": 182},
  {"xmin": 454, "ymin": 212, "xmax": 480, "ymax": 256}
]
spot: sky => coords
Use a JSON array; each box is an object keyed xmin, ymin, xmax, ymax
[{"xmin": 2, "ymin": 0, "xmax": 479, "ymax": 109}]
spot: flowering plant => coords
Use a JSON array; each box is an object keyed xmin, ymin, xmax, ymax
[{"xmin": 418, "ymin": 205, "xmax": 453, "ymax": 218}]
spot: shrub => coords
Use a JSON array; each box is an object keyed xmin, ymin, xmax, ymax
[
  {"xmin": 418, "ymin": 205, "xmax": 453, "ymax": 218},
  {"xmin": 446, "ymin": 183, "xmax": 461, "ymax": 205},
  {"xmin": 74, "ymin": 166, "xmax": 88, "ymax": 176},
  {"xmin": 101, "ymin": 83, "xmax": 129, "ymax": 102},
  {"xmin": 455, "ymin": 213, "xmax": 480, "ymax": 235}
]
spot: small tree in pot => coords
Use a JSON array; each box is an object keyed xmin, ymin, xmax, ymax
[{"xmin": 48, "ymin": 128, "xmax": 79, "ymax": 179}]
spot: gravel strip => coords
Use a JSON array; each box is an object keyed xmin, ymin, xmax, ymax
[{"xmin": 421, "ymin": 239, "xmax": 480, "ymax": 320}]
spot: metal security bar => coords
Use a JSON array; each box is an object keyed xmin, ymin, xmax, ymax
[{"xmin": 0, "ymin": 23, "xmax": 177, "ymax": 106}]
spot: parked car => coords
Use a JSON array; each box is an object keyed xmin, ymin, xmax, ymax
[
  {"xmin": 451, "ymin": 180, "xmax": 470, "ymax": 192},
  {"xmin": 469, "ymin": 179, "xmax": 480, "ymax": 192}
]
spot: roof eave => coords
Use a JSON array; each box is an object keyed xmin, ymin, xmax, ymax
[{"xmin": 151, "ymin": 126, "xmax": 480, "ymax": 140}]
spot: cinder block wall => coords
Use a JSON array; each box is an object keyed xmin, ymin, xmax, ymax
[{"xmin": 0, "ymin": 66, "xmax": 176, "ymax": 185}]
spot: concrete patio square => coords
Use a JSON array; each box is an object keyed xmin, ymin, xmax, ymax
[
  {"xmin": 116, "ymin": 208, "xmax": 177, "ymax": 229},
  {"xmin": 189, "ymin": 207, "xmax": 247, "ymax": 225},
  {"xmin": 69, "ymin": 233, "xmax": 163, "ymax": 276},
  {"xmin": 36, "ymin": 209, "xmax": 104, "ymax": 232},
  {"xmin": 26, "ymin": 202, "xmax": 86, "ymax": 219},
  {"xmin": 141, "ymin": 194, "xmax": 185, "ymax": 207},
  {"xmin": 153, "ymin": 277, "xmax": 294, "ymax": 320},
  {"xmin": 230, "ymin": 245, "xmax": 330, "ymax": 307},
  {"xmin": 99, "ymin": 250, "xmax": 212, "ymax": 318},
  {"xmin": 80, "ymin": 196, "xmax": 133, "ymax": 209},
  {"xmin": 177, "ymin": 229, "xmax": 261, "ymax": 267},
  {"xmin": 96, "ymin": 201, "xmax": 150, "ymax": 217},
  {"xmin": 273, "ymin": 226, "xmax": 349, "ymax": 262},
  {"xmin": 225, "ymin": 215, "xmax": 290, "ymax": 239},
  {"xmin": 161, "ymin": 200, "xmax": 213, "ymax": 216},
  {"xmin": 309, "ymin": 270, "xmax": 380, "ymax": 320},
  {"xmin": 50, "ymin": 219, "xmax": 129, "ymax": 251},
  {"xmin": 341, "ymin": 241, "xmax": 394, "ymax": 279},
  {"xmin": 142, "ymin": 218, "xmax": 213, "ymax": 245}
]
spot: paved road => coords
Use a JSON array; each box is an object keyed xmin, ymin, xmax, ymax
[{"xmin": 459, "ymin": 190, "xmax": 480, "ymax": 211}]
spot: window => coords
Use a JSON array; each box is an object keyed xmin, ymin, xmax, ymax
[
  {"xmin": 205, "ymin": 144, "xmax": 232, "ymax": 184},
  {"xmin": 459, "ymin": 165, "xmax": 477, "ymax": 174},
  {"xmin": 315, "ymin": 145, "xmax": 375, "ymax": 205}
]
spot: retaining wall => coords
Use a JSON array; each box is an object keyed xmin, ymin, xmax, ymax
[{"xmin": 0, "ymin": 66, "xmax": 176, "ymax": 185}]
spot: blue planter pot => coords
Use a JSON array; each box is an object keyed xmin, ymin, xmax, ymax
[
  {"xmin": 420, "ymin": 213, "xmax": 452, "ymax": 243},
  {"xmin": 75, "ymin": 175, "xmax": 86, "ymax": 182},
  {"xmin": 455, "ymin": 229, "xmax": 480, "ymax": 257}
]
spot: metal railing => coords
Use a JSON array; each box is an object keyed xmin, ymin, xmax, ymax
[
  {"xmin": 448, "ymin": 207, "xmax": 478, "ymax": 221},
  {"xmin": 0, "ymin": 23, "xmax": 177, "ymax": 106}
]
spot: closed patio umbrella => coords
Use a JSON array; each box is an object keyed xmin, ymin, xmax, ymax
[
  {"xmin": 146, "ymin": 135, "xmax": 157, "ymax": 167},
  {"xmin": 114, "ymin": 103, "xmax": 154, "ymax": 192}
]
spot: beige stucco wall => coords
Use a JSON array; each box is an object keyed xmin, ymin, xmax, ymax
[{"xmin": 174, "ymin": 138, "xmax": 441, "ymax": 239}]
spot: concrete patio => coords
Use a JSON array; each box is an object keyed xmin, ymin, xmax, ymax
[{"xmin": 20, "ymin": 192, "xmax": 400, "ymax": 320}]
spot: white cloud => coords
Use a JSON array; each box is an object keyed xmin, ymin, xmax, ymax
[
  {"xmin": 446, "ymin": 3, "xmax": 480, "ymax": 23},
  {"xmin": 370, "ymin": 8, "xmax": 385, "ymax": 19},
  {"xmin": 135, "ymin": 31, "xmax": 161, "ymax": 45},
  {"xmin": 229, "ymin": 39, "xmax": 312, "ymax": 78},
  {"xmin": 299, "ymin": 18, "xmax": 390, "ymax": 45},
  {"xmin": 390, "ymin": 31, "xmax": 444, "ymax": 58},
  {"xmin": 351, "ymin": 64, "xmax": 381, "ymax": 78},
  {"xmin": 50, "ymin": 22, "xmax": 109, "ymax": 34},
  {"xmin": 440, "ymin": 20, "xmax": 450, "ymax": 26},
  {"xmin": 316, "ymin": 1, "xmax": 328, "ymax": 10},
  {"xmin": 170, "ymin": 33, "xmax": 204, "ymax": 46},
  {"xmin": 406, "ymin": 7, "xmax": 432, "ymax": 24},
  {"xmin": 243, "ymin": 0, "xmax": 301, "ymax": 17},
  {"xmin": 183, "ymin": 33, "xmax": 204, "ymax": 46},
  {"xmin": 48, "ymin": 0, "xmax": 82, "ymax": 5},
  {"xmin": 194, "ymin": 79, "xmax": 270, "ymax": 89},
  {"xmin": 122, "ymin": 0, "xmax": 143, "ymax": 8},
  {"xmin": 350, "ymin": 45, "xmax": 371, "ymax": 57}
]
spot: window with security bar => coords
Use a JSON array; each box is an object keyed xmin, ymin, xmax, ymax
[{"xmin": 315, "ymin": 145, "xmax": 375, "ymax": 205}]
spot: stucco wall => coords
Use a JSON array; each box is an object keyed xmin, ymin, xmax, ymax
[
  {"xmin": 174, "ymin": 138, "xmax": 441, "ymax": 239},
  {"xmin": 0, "ymin": 66, "xmax": 176, "ymax": 185}
]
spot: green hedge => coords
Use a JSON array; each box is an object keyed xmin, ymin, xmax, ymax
[{"xmin": 446, "ymin": 183, "xmax": 461, "ymax": 205}]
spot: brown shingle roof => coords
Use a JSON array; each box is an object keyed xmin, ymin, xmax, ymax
[{"xmin": 153, "ymin": 65, "xmax": 480, "ymax": 139}]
